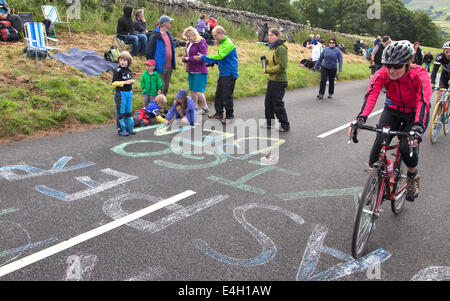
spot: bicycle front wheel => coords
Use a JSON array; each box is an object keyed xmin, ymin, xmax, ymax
[
  {"xmin": 430, "ymin": 102, "xmax": 443, "ymax": 144},
  {"xmin": 391, "ymin": 159, "xmax": 407, "ymax": 215},
  {"xmin": 352, "ymin": 167, "xmax": 382, "ymax": 259}
]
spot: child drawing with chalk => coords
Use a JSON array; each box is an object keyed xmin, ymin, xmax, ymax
[
  {"xmin": 165, "ymin": 89, "xmax": 197, "ymax": 126},
  {"xmin": 133, "ymin": 94, "xmax": 168, "ymax": 127},
  {"xmin": 112, "ymin": 51, "xmax": 136, "ymax": 136}
]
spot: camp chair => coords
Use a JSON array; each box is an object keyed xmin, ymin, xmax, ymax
[
  {"xmin": 112, "ymin": 26, "xmax": 132, "ymax": 52},
  {"xmin": 18, "ymin": 12, "xmax": 34, "ymax": 24},
  {"xmin": 41, "ymin": 5, "xmax": 71, "ymax": 37},
  {"xmin": 24, "ymin": 22, "xmax": 60, "ymax": 69}
]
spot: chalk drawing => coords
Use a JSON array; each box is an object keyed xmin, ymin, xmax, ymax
[
  {"xmin": 126, "ymin": 266, "xmax": 167, "ymax": 281},
  {"xmin": 133, "ymin": 124, "xmax": 161, "ymax": 133},
  {"xmin": 0, "ymin": 156, "xmax": 95, "ymax": 181},
  {"xmin": 207, "ymin": 161, "xmax": 301, "ymax": 195},
  {"xmin": 110, "ymin": 140, "xmax": 174, "ymax": 157},
  {"xmin": 296, "ymin": 224, "xmax": 391, "ymax": 281},
  {"xmin": 0, "ymin": 219, "xmax": 57, "ymax": 268},
  {"xmin": 103, "ymin": 193, "xmax": 228, "ymax": 233},
  {"xmin": 218, "ymin": 137, "xmax": 285, "ymax": 160},
  {"xmin": 154, "ymin": 153, "xmax": 228, "ymax": 170},
  {"xmin": 276, "ymin": 187, "xmax": 363, "ymax": 202},
  {"xmin": 0, "ymin": 207, "xmax": 19, "ymax": 216},
  {"xmin": 35, "ymin": 168, "xmax": 138, "ymax": 202},
  {"xmin": 154, "ymin": 124, "xmax": 195, "ymax": 136},
  {"xmin": 63, "ymin": 252, "xmax": 98, "ymax": 281},
  {"xmin": 194, "ymin": 203, "xmax": 305, "ymax": 266},
  {"xmin": 410, "ymin": 266, "xmax": 450, "ymax": 281}
]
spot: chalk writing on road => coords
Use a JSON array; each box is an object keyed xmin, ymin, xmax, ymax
[
  {"xmin": 35, "ymin": 168, "xmax": 138, "ymax": 202},
  {"xmin": 64, "ymin": 252, "xmax": 98, "ymax": 281},
  {"xmin": 103, "ymin": 193, "xmax": 228, "ymax": 233},
  {"xmin": 0, "ymin": 156, "xmax": 94, "ymax": 181}
]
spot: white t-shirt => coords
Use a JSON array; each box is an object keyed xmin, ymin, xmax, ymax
[{"xmin": 312, "ymin": 43, "xmax": 323, "ymax": 62}]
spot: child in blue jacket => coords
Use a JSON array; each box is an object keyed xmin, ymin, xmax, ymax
[{"xmin": 165, "ymin": 89, "xmax": 196, "ymax": 125}]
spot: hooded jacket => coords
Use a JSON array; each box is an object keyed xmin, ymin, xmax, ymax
[
  {"xmin": 117, "ymin": 6, "xmax": 135, "ymax": 36},
  {"xmin": 145, "ymin": 26, "xmax": 176, "ymax": 74},
  {"xmin": 266, "ymin": 39, "xmax": 288, "ymax": 82},
  {"xmin": 358, "ymin": 66, "xmax": 431, "ymax": 129}
]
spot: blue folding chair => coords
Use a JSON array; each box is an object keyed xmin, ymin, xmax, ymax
[{"xmin": 24, "ymin": 22, "xmax": 60, "ymax": 69}]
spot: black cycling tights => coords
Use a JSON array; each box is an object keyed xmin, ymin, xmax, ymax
[{"xmin": 369, "ymin": 106, "xmax": 419, "ymax": 168}]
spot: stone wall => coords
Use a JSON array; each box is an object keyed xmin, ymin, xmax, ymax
[{"xmin": 105, "ymin": 0, "xmax": 365, "ymax": 41}]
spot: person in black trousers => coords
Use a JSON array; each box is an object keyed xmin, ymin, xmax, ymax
[
  {"xmin": 314, "ymin": 38, "xmax": 343, "ymax": 99},
  {"xmin": 262, "ymin": 28, "xmax": 290, "ymax": 132}
]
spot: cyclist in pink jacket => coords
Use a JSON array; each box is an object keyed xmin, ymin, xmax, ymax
[{"xmin": 353, "ymin": 40, "xmax": 432, "ymax": 202}]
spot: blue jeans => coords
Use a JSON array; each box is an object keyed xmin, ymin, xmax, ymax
[{"xmin": 118, "ymin": 34, "xmax": 146, "ymax": 56}]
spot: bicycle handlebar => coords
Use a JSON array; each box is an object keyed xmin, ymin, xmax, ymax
[{"xmin": 348, "ymin": 121, "xmax": 419, "ymax": 157}]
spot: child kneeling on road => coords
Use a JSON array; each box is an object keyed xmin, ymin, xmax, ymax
[
  {"xmin": 112, "ymin": 51, "xmax": 136, "ymax": 136},
  {"xmin": 133, "ymin": 94, "xmax": 167, "ymax": 127},
  {"xmin": 165, "ymin": 89, "xmax": 196, "ymax": 126}
]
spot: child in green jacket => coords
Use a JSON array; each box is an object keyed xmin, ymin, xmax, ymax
[{"xmin": 140, "ymin": 59, "xmax": 163, "ymax": 106}]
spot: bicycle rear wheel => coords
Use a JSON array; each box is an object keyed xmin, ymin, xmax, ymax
[
  {"xmin": 352, "ymin": 167, "xmax": 382, "ymax": 259},
  {"xmin": 430, "ymin": 102, "xmax": 443, "ymax": 144},
  {"xmin": 391, "ymin": 159, "xmax": 407, "ymax": 215}
]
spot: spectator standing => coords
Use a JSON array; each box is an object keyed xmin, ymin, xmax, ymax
[
  {"xmin": 258, "ymin": 22, "xmax": 269, "ymax": 43},
  {"xmin": 374, "ymin": 36, "xmax": 381, "ymax": 47},
  {"xmin": 182, "ymin": 26, "xmax": 209, "ymax": 114},
  {"xmin": 423, "ymin": 51, "xmax": 434, "ymax": 73},
  {"xmin": 145, "ymin": 15, "xmax": 176, "ymax": 96},
  {"xmin": 112, "ymin": 51, "xmax": 136, "ymax": 136},
  {"xmin": 140, "ymin": 59, "xmax": 162, "ymax": 106},
  {"xmin": 0, "ymin": 0, "xmax": 23, "ymax": 35},
  {"xmin": 312, "ymin": 40, "xmax": 325, "ymax": 70},
  {"xmin": 194, "ymin": 26, "xmax": 238, "ymax": 124},
  {"xmin": 371, "ymin": 36, "xmax": 391, "ymax": 75},
  {"xmin": 314, "ymin": 38, "xmax": 343, "ymax": 99},
  {"xmin": 262, "ymin": 28, "xmax": 290, "ymax": 132},
  {"xmin": 117, "ymin": 6, "xmax": 146, "ymax": 56},
  {"xmin": 412, "ymin": 42, "xmax": 423, "ymax": 66}
]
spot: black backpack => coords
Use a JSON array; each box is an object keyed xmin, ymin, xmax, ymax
[{"xmin": 0, "ymin": 21, "xmax": 19, "ymax": 42}]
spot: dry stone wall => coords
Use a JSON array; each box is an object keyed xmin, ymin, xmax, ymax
[{"xmin": 105, "ymin": 0, "xmax": 366, "ymax": 41}]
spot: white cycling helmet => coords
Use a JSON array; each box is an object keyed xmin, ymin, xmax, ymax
[
  {"xmin": 443, "ymin": 41, "xmax": 450, "ymax": 49},
  {"xmin": 382, "ymin": 40, "xmax": 414, "ymax": 64}
]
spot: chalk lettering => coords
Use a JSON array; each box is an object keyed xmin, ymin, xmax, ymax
[
  {"xmin": 0, "ymin": 156, "xmax": 94, "ymax": 181},
  {"xmin": 35, "ymin": 168, "xmax": 138, "ymax": 202},
  {"xmin": 194, "ymin": 203, "xmax": 304, "ymax": 266}
]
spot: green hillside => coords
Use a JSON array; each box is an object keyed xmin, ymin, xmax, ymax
[{"xmin": 403, "ymin": 0, "xmax": 450, "ymax": 38}]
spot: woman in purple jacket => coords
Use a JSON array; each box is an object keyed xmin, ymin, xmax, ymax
[{"xmin": 182, "ymin": 27, "xmax": 209, "ymax": 114}]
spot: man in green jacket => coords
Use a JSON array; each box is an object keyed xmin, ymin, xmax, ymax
[
  {"xmin": 194, "ymin": 26, "xmax": 239, "ymax": 123},
  {"xmin": 262, "ymin": 28, "xmax": 290, "ymax": 132},
  {"xmin": 140, "ymin": 59, "xmax": 163, "ymax": 106}
]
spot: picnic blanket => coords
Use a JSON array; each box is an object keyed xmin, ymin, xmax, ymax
[{"xmin": 50, "ymin": 49, "xmax": 118, "ymax": 76}]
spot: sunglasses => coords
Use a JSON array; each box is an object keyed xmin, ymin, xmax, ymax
[
  {"xmin": 329, "ymin": 41, "xmax": 335, "ymax": 44},
  {"xmin": 385, "ymin": 64, "xmax": 405, "ymax": 70}
]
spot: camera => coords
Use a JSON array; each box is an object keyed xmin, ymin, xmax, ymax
[{"xmin": 206, "ymin": 62, "xmax": 217, "ymax": 68}]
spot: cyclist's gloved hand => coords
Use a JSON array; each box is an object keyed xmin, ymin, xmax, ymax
[
  {"xmin": 411, "ymin": 125, "xmax": 424, "ymax": 143},
  {"xmin": 351, "ymin": 117, "xmax": 366, "ymax": 143},
  {"xmin": 356, "ymin": 117, "xmax": 366, "ymax": 127}
]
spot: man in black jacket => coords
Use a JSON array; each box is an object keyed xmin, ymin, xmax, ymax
[
  {"xmin": 116, "ymin": 6, "xmax": 146, "ymax": 56},
  {"xmin": 370, "ymin": 36, "xmax": 390, "ymax": 75}
]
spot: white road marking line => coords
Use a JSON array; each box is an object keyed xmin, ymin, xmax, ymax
[
  {"xmin": 0, "ymin": 190, "xmax": 196, "ymax": 278},
  {"xmin": 317, "ymin": 109, "xmax": 383, "ymax": 139}
]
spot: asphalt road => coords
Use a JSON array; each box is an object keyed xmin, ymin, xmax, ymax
[{"xmin": 0, "ymin": 78, "xmax": 449, "ymax": 282}]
